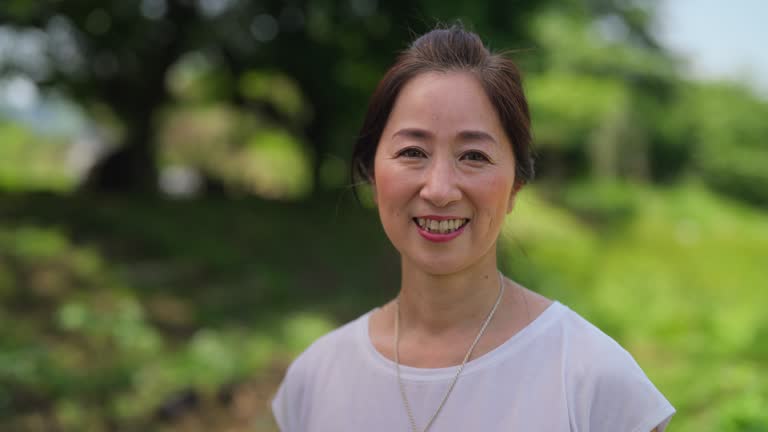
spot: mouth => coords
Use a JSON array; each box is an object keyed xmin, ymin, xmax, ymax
[
  {"xmin": 413, "ymin": 217, "xmax": 470, "ymax": 234},
  {"xmin": 413, "ymin": 217, "xmax": 470, "ymax": 242}
]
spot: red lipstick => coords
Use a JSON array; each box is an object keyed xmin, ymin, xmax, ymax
[{"xmin": 413, "ymin": 217, "xmax": 469, "ymax": 243}]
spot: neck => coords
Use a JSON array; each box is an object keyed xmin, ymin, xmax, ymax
[{"xmin": 397, "ymin": 252, "xmax": 501, "ymax": 336}]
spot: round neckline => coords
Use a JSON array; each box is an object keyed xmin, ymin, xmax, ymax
[{"xmin": 358, "ymin": 300, "xmax": 565, "ymax": 381}]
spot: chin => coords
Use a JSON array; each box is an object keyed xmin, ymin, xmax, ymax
[{"xmin": 405, "ymin": 253, "xmax": 474, "ymax": 276}]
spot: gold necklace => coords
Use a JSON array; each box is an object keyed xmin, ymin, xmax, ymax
[{"xmin": 394, "ymin": 271, "xmax": 505, "ymax": 432}]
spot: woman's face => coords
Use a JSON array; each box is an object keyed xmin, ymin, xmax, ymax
[{"xmin": 373, "ymin": 71, "xmax": 519, "ymax": 275}]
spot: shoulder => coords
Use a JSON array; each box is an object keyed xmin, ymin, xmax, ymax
[
  {"xmin": 284, "ymin": 311, "xmax": 368, "ymax": 379},
  {"xmin": 557, "ymin": 305, "xmax": 653, "ymax": 391},
  {"xmin": 558, "ymin": 306, "xmax": 639, "ymax": 376},
  {"xmin": 557, "ymin": 305, "xmax": 676, "ymax": 432},
  {"xmin": 272, "ymin": 311, "xmax": 371, "ymax": 431}
]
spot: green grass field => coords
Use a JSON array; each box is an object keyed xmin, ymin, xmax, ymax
[{"xmin": 1, "ymin": 181, "xmax": 766, "ymax": 431}]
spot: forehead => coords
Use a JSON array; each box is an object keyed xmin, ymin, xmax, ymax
[{"xmin": 385, "ymin": 71, "xmax": 504, "ymax": 135}]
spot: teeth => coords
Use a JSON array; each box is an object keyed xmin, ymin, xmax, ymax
[{"xmin": 416, "ymin": 218, "xmax": 468, "ymax": 234}]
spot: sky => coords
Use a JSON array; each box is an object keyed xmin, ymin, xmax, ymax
[{"xmin": 654, "ymin": 0, "xmax": 768, "ymax": 97}]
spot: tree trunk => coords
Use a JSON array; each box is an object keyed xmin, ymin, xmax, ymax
[
  {"xmin": 81, "ymin": 110, "xmax": 158, "ymax": 195},
  {"xmin": 76, "ymin": 0, "xmax": 193, "ymax": 196}
]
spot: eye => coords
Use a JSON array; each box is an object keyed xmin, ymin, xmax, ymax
[
  {"xmin": 397, "ymin": 147, "xmax": 427, "ymax": 159},
  {"xmin": 461, "ymin": 151, "xmax": 490, "ymax": 163}
]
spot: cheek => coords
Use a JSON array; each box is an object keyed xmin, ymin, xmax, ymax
[
  {"xmin": 374, "ymin": 167, "xmax": 408, "ymax": 219},
  {"xmin": 475, "ymin": 176, "xmax": 513, "ymax": 228},
  {"xmin": 479, "ymin": 174, "xmax": 512, "ymax": 203}
]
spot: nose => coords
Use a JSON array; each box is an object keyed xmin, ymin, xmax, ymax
[{"xmin": 419, "ymin": 158, "xmax": 462, "ymax": 207}]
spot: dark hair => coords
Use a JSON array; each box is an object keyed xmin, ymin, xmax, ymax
[{"xmin": 351, "ymin": 24, "xmax": 534, "ymax": 194}]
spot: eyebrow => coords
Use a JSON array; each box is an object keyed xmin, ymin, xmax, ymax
[
  {"xmin": 392, "ymin": 128, "xmax": 432, "ymax": 140},
  {"xmin": 392, "ymin": 128, "xmax": 497, "ymax": 144},
  {"xmin": 457, "ymin": 130, "xmax": 497, "ymax": 144}
]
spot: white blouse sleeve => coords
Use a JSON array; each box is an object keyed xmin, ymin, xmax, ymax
[
  {"xmin": 569, "ymin": 341, "xmax": 676, "ymax": 432},
  {"xmin": 271, "ymin": 355, "xmax": 308, "ymax": 432}
]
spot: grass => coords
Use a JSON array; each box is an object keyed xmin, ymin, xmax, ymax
[{"xmin": 1, "ymin": 181, "xmax": 766, "ymax": 431}]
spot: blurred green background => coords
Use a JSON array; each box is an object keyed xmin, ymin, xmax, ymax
[{"xmin": 1, "ymin": 0, "xmax": 766, "ymax": 430}]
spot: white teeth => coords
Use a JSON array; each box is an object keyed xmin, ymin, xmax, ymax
[{"xmin": 417, "ymin": 218, "xmax": 469, "ymax": 234}]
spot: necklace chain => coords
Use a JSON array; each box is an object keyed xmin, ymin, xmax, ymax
[{"xmin": 394, "ymin": 271, "xmax": 505, "ymax": 432}]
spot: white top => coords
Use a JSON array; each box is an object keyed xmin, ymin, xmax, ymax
[{"xmin": 272, "ymin": 301, "xmax": 675, "ymax": 432}]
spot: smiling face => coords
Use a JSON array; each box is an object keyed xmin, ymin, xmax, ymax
[{"xmin": 373, "ymin": 71, "xmax": 519, "ymax": 275}]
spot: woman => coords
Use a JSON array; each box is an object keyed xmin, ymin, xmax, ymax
[{"xmin": 272, "ymin": 25, "xmax": 675, "ymax": 432}]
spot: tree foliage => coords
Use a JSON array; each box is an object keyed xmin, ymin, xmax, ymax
[{"xmin": 0, "ymin": 0, "xmax": 553, "ymax": 195}]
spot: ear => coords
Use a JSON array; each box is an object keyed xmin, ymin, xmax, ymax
[{"xmin": 506, "ymin": 182, "xmax": 523, "ymax": 214}]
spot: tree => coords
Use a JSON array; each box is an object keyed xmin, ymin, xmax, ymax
[
  {"xmin": 1, "ymin": 0, "xmax": 559, "ymax": 195},
  {"xmin": 2, "ymin": 0, "xmax": 652, "ymax": 196},
  {"xmin": 524, "ymin": 5, "xmax": 678, "ymax": 182}
]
